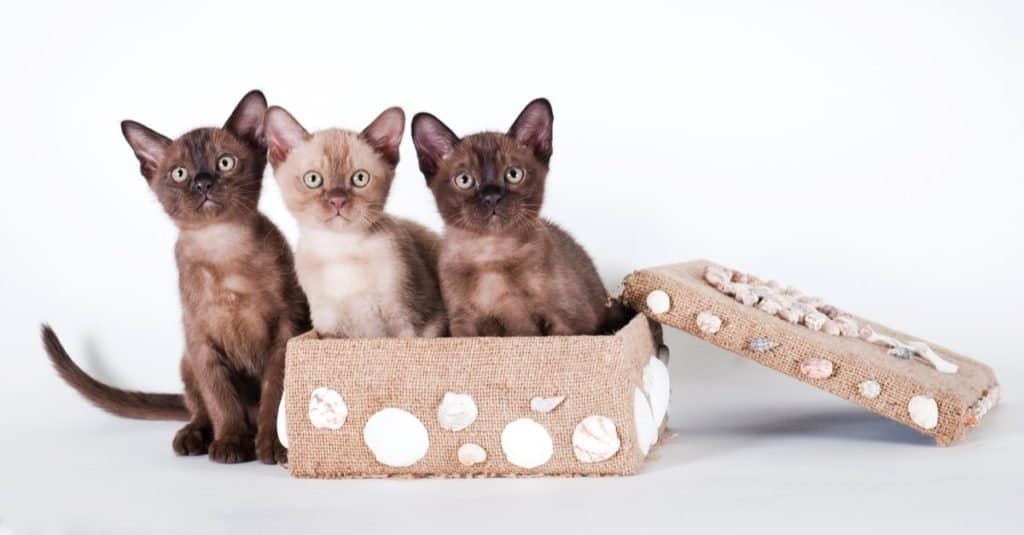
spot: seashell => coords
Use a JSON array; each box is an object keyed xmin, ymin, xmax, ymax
[
  {"xmin": 657, "ymin": 343, "xmax": 671, "ymax": 364},
  {"xmin": 642, "ymin": 356, "xmax": 671, "ymax": 427},
  {"xmin": 908, "ymin": 395, "xmax": 939, "ymax": 430},
  {"xmin": 457, "ymin": 443, "xmax": 487, "ymax": 466},
  {"xmin": 572, "ymin": 415, "xmax": 621, "ymax": 463},
  {"xmin": 363, "ymin": 408, "xmax": 430, "ymax": 467},
  {"xmin": 799, "ymin": 357, "xmax": 834, "ymax": 379},
  {"xmin": 731, "ymin": 271, "xmax": 749, "ymax": 284},
  {"xmin": 907, "ymin": 341, "xmax": 959, "ymax": 374},
  {"xmin": 803, "ymin": 311, "xmax": 828, "ymax": 331},
  {"xmin": 835, "ymin": 316, "xmax": 860, "ymax": 337},
  {"xmin": 888, "ymin": 346, "xmax": 915, "ymax": 360},
  {"xmin": 818, "ymin": 305, "xmax": 841, "ymax": 320},
  {"xmin": 821, "ymin": 320, "xmax": 842, "ymax": 336},
  {"xmin": 645, "ymin": 290, "xmax": 671, "ymax": 314},
  {"xmin": 735, "ymin": 289, "xmax": 759, "ymax": 307},
  {"xmin": 757, "ymin": 298, "xmax": 783, "ymax": 315},
  {"xmin": 751, "ymin": 285, "xmax": 775, "ymax": 298},
  {"xmin": 632, "ymin": 388, "xmax": 657, "ymax": 456},
  {"xmin": 858, "ymin": 380, "xmax": 882, "ymax": 399},
  {"xmin": 308, "ymin": 387, "xmax": 348, "ymax": 430},
  {"xmin": 747, "ymin": 337, "xmax": 778, "ymax": 353},
  {"xmin": 696, "ymin": 311, "xmax": 722, "ymax": 335},
  {"xmin": 500, "ymin": 418, "xmax": 553, "ymax": 469},
  {"xmin": 530, "ymin": 395, "xmax": 566, "ymax": 413},
  {"xmin": 778, "ymin": 306, "xmax": 803, "ymax": 324},
  {"xmin": 858, "ymin": 324, "xmax": 876, "ymax": 340},
  {"xmin": 436, "ymin": 392, "xmax": 478, "ymax": 431},
  {"xmin": 276, "ymin": 391, "xmax": 289, "ymax": 449},
  {"xmin": 766, "ymin": 280, "xmax": 783, "ymax": 290},
  {"xmin": 704, "ymin": 266, "xmax": 730, "ymax": 287},
  {"xmin": 797, "ymin": 295, "xmax": 825, "ymax": 308}
]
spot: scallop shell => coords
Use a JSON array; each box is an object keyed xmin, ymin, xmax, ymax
[
  {"xmin": 757, "ymin": 298, "xmax": 783, "ymax": 315},
  {"xmin": 633, "ymin": 388, "xmax": 657, "ymax": 456},
  {"xmin": 642, "ymin": 356, "xmax": 671, "ymax": 427},
  {"xmin": 530, "ymin": 395, "xmax": 566, "ymax": 413},
  {"xmin": 363, "ymin": 408, "xmax": 430, "ymax": 467},
  {"xmin": 803, "ymin": 311, "xmax": 828, "ymax": 331},
  {"xmin": 908, "ymin": 395, "xmax": 939, "ymax": 430},
  {"xmin": 308, "ymin": 387, "xmax": 348, "ymax": 430},
  {"xmin": 799, "ymin": 357, "xmax": 834, "ymax": 379},
  {"xmin": 835, "ymin": 316, "xmax": 860, "ymax": 337},
  {"xmin": 858, "ymin": 380, "xmax": 882, "ymax": 399},
  {"xmin": 777, "ymin": 306, "xmax": 803, "ymax": 324},
  {"xmin": 572, "ymin": 415, "xmax": 621, "ymax": 463},
  {"xmin": 696, "ymin": 311, "xmax": 722, "ymax": 335},
  {"xmin": 276, "ymin": 391, "xmax": 289, "ymax": 449},
  {"xmin": 437, "ymin": 392, "xmax": 478, "ymax": 431},
  {"xmin": 500, "ymin": 418, "xmax": 553, "ymax": 469},
  {"xmin": 457, "ymin": 443, "xmax": 487, "ymax": 466},
  {"xmin": 747, "ymin": 337, "xmax": 778, "ymax": 353},
  {"xmin": 645, "ymin": 290, "xmax": 671, "ymax": 314},
  {"xmin": 821, "ymin": 320, "xmax": 842, "ymax": 336}
]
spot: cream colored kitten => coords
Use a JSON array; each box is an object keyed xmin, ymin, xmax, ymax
[{"xmin": 264, "ymin": 106, "xmax": 445, "ymax": 338}]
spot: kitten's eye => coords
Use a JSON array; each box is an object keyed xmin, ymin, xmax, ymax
[
  {"xmin": 350, "ymin": 169, "xmax": 371, "ymax": 188},
  {"xmin": 303, "ymin": 171, "xmax": 324, "ymax": 189},
  {"xmin": 217, "ymin": 155, "xmax": 237, "ymax": 172},
  {"xmin": 170, "ymin": 167, "xmax": 189, "ymax": 183},
  {"xmin": 504, "ymin": 166, "xmax": 525, "ymax": 184},
  {"xmin": 453, "ymin": 172, "xmax": 475, "ymax": 190}
]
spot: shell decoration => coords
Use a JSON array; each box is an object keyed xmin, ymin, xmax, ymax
[{"xmin": 572, "ymin": 415, "xmax": 621, "ymax": 463}]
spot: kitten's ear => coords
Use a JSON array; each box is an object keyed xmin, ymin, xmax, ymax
[
  {"xmin": 411, "ymin": 113, "xmax": 459, "ymax": 179},
  {"xmin": 121, "ymin": 120, "xmax": 171, "ymax": 181},
  {"xmin": 360, "ymin": 107, "xmax": 405, "ymax": 166},
  {"xmin": 263, "ymin": 106, "xmax": 311, "ymax": 166},
  {"xmin": 224, "ymin": 89, "xmax": 268, "ymax": 149},
  {"xmin": 507, "ymin": 98, "xmax": 553, "ymax": 164}
]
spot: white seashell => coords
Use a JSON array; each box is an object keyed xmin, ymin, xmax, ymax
[
  {"xmin": 731, "ymin": 271, "xmax": 750, "ymax": 284},
  {"xmin": 889, "ymin": 346, "xmax": 915, "ymax": 360},
  {"xmin": 858, "ymin": 380, "xmax": 882, "ymax": 399},
  {"xmin": 276, "ymin": 391, "xmax": 289, "ymax": 449},
  {"xmin": 908, "ymin": 395, "xmax": 939, "ymax": 430},
  {"xmin": 500, "ymin": 418, "xmax": 553, "ymax": 469},
  {"xmin": 436, "ymin": 392, "xmax": 478, "ymax": 431},
  {"xmin": 363, "ymin": 408, "xmax": 430, "ymax": 467},
  {"xmin": 633, "ymin": 388, "xmax": 657, "ymax": 456},
  {"xmin": 308, "ymin": 387, "xmax": 348, "ymax": 430},
  {"xmin": 757, "ymin": 298, "xmax": 783, "ymax": 315},
  {"xmin": 572, "ymin": 415, "xmax": 621, "ymax": 463},
  {"xmin": 803, "ymin": 311, "xmax": 828, "ymax": 331},
  {"xmin": 733, "ymin": 286, "xmax": 759, "ymax": 306},
  {"xmin": 530, "ymin": 395, "xmax": 566, "ymax": 413},
  {"xmin": 747, "ymin": 337, "xmax": 778, "ymax": 353},
  {"xmin": 457, "ymin": 443, "xmax": 487, "ymax": 466},
  {"xmin": 835, "ymin": 316, "xmax": 860, "ymax": 337},
  {"xmin": 907, "ymin": 341, "xmax": 959, "ymax": 374},
  {"xmin": 657, "ymin": 343, "xmax": 671, "ymax": 364},
  {"xmin": 704, "ymin": 266, "xmax": 730, "ymax": 287},
  {"xmin": 799, "ymin": 357, "xmax": 834, "ymax": 379},
  {"xmin": 778, "ymin": 306, "xmax": 803, "ymax": 324},
  {"xmin": 696, "ymin": 311, "xmax": 722, "ymax": 335},
  {"xmin": 642, "ymin": 356, "xmax": 671, "ymax": 427},
  {"xmin": 821, "ymin": 320, "xmax": 842, "ymax": 336},
  {"xmin": 646, "ymin": 290, "xmax": 671, "ymax": 314}
]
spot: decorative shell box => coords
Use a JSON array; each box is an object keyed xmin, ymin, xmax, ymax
[{"xmin": 279, "ymin": 259, "xmax": 1000, "ymax": 478}]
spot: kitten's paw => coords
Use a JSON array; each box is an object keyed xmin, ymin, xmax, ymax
[
  {"xmin": 208, "ymin": 435, "xmax": 256, "ymax": 464},
  {"xmin": 173, "ymin": 423, "xmax": 211, "ymax": 456},
  {"xmin": 256, "ymin": 431, "xmax": 288, "ymax": 465}
]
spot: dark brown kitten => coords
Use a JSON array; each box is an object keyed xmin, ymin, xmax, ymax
[
  {"xmin": 41, "ymin": 90, "xmax": 309, "ymax": 465},
  {"xmin": 411, "ymin": 98, "xmax": 611, "ymax": 336}
]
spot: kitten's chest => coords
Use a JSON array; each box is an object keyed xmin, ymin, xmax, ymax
[
  {"xmin": 177, "ymin": 223, "xmax": 260, "ymax": 301},
  {"xmin": 296, "ymin": 229, "xmax": 404, "ymax": 302},
  {"xmin": 443, "ymin": 235, "xmax": 544, "ymax": 308}
]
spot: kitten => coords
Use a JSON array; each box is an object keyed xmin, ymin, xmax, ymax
[
  {"xmin": 41, "ymin": 90, "xmax": 309, "ymax": 464},
  {"xmin": 264, "ymin": 105, "xmax": 445, "ymax": 338},
  {"xmin": 411, "ymin": 98, "xmax": 611, "ymax": 336}
]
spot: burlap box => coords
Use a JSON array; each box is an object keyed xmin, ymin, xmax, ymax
[{"xmin": 281, "ymin": 312, "xmax": 668, "ymax": 478}]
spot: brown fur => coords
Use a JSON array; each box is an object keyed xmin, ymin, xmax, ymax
[
  {"xmin": 264, "ymin": 106, "xmax": 445, "ymax": 338},
  {"xmin": 411, "ymin": 98, "xmax": 611, "ymax": 336},
  {"xmin": 41, "ymin": 90, "xmax": 309, "ymax": 465}
]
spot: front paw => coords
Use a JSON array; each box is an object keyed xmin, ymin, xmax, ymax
[
  {"xmin": 173, "ymin": 423, "xmax": 211, "ymax": 456},
  {"xmin": 208, "ymin": 435, "xmax": 256, "ymax": 464},
  {"xmin": 256, "ymin": 431, "xmax": 288, "ymax": 465}
]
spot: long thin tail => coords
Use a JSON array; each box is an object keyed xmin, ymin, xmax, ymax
[{"xmin": 40, "ymin": 324, "xmax": 189, "ymax": 421}]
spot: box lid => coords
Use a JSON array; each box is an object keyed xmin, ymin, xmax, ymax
[{"xmin": 621, "ymin": 259, "xmax": 1000, "ymax": 445}]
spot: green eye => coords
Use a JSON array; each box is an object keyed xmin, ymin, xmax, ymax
[
  {"xmin": 217, "ymin": 154, "xmax": 237, "ymax": 172},
  {"xmin": 170, "ymin": 167, "xmax": 188, "ymax": 183},
  {"xmin": 504, "ymin": 166, "xmax": 525, "ymax": 183},
  {"xmin": 303, "ymin": 171, "xmax": 324, "ymax": 189},
  {"xmin": 351, "ymin": 169, "xmax": 370, "ymax": 188},
  {"xmin": 453, "ymin": 172, "xmax": 475, "ymax": 190}
]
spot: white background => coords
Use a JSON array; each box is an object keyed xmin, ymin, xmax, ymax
[{"xmin": 1, "ymin": 0, "xmax": 1021, "ymax": 533}]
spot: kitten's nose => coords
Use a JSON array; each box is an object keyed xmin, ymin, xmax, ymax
[
  {"xmin": 480, "ymin": 186, "xmax": 504, "ymax": 209},
  {"xmin": 327, "ymin": 189, "xmax": 347, "ymax": 212},
  {"xmin": 192, "ymin": 174, "xmax": 215, "ymax": 195}
]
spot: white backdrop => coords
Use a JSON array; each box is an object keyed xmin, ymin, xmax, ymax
[{"xmin": 1, "ymin": 1, "xmax": 1021, "ymax": 533}]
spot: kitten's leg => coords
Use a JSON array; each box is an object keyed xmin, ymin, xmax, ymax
[
  {"xmin": 493, "ymin": 311, "xmax": 542, "ymax": 337},
  {"xmin": 418, "ymin": 315, "xmax": 448, "ymax": 338},
  {"xmin": 534, "ymin": 313, "xmax": 576, "ymax": 336},
  {"xmin": 449, "ymin": 310, "xmax": 480, "ymax": 337},
  {"xmin": 172, "ymin": 357, "xmax": 212, "ymax": 455},
  {"xmin": 192, "ymin": 342, "xmax": 255, "ymax": 464},
  {"xmin": 255, "ymin": 322, "xmax": 289, "ymax": 465}
]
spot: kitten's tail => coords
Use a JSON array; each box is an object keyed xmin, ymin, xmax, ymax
[{"xmin": 40, "ymin": 324, "xmax": 189, "ymax": 421}]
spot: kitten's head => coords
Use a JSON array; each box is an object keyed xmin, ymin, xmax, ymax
[
  {"xmin": 411, "ymin": 98, "xmax": 553, "ymax": 234},
  {"xmin": 264, "ymin": 106, "xmax": 404, "ymax": 231},
  {"xmin": 121, "ymin": 90, "xmax": 268, "ymax": 227}
]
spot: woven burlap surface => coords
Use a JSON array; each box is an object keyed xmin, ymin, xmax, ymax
[
  {"xmin": 622, "ymin": 260, "xmax": 999, "ymax": 446},
  {"xmin": 284, "ymin": 313, "xmax": 660, "ymax": 478}
]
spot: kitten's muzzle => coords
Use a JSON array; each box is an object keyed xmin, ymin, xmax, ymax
[
  {"xmin": 327, "ymin": 189, "xmax": 347, "ymax": 213},
  {"xmin": 480, "ymin": 185, "xmax": 504, "ymax": 209},
  {"xmin": 192, "ymin": 173, "xmax": 216, "ymax": 195}
]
